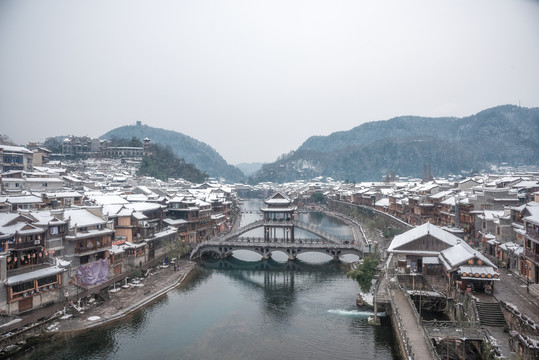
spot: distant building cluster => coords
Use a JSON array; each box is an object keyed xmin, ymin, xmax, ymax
[
  {"xmin": 1, "ymin": 136, "xmax": 539, "ymax": 334},
  {"xmin": 261, "ymin": 174, "xmax": 539, "ymax": 290},
  {"xmin": 61, "ymin": 135, "xmax": 151, "ymax": 158},
  {"xmin": 0, "ymin": 142, "xmax": 237, "ymax": 315}
]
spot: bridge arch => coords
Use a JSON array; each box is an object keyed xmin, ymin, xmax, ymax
[
  {"xmin": 219, "ymin": 220, "xmax": 348, "ymax": 244},
  {"xmin": 191, "ymin": 240, "xmax": 362, "ymax": 261}
]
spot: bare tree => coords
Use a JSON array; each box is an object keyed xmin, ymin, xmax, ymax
[{"xmin": 0, "ymin": 134, "xmax": 15, "ymax": 145}]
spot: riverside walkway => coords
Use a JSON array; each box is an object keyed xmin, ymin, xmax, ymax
[
  {"xmin": 391, "ymin": 287, "xmax": 433, "ymax": 360},
  {"xmin": 300, "ymin": 206, "xmax": 370, "ymax": 250},
  {"xmin": 0, "ymin": 260, "xmax": 196, "ymax": 356}
]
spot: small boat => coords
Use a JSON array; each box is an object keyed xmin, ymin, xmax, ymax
[{"xmin": 356, "ymin": 294, "xmax": 364, "ymax": 307}]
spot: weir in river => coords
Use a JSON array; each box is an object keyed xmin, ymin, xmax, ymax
[{"xmin": 15, "ymin": 198, "xmax": 400, "ymax": 360}]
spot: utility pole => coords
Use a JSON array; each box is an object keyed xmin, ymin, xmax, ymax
[{"xmin": 525, "ymin": 264, "xmax": 530, "ymax": 294}]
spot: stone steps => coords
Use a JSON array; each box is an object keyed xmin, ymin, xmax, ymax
[{"xmin": 476, "ymin": 301, "xmax": 506, "ymax": 327}]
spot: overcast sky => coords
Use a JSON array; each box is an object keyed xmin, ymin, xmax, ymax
[{"xmin": 1, "ymin": 0, "xmax": 538, "ymax": 164}]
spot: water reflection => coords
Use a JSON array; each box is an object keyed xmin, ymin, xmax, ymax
[{"xmin": 15, "ymin": 199, "xmax": 399, "ymax": 360}]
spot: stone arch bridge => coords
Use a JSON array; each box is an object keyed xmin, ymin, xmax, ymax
[{"xmin": 190, "ymin": 219, "xmax": 363, "ymax": 261}]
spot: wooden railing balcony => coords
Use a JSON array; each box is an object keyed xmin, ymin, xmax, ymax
[
  {"xmin": 524, "ymin": 248, "xmax": 539, "ymax": 263},
  {"xmin": 525, "ymin": 228, "xmax": 539, "ymax": 240},
  {"xmin": 75, "ymin": 242, "xmax": 111, "ymax": 254},
  {"xmin": 11, "ymin": 240, "xmax": 44, "ymax": 250}
]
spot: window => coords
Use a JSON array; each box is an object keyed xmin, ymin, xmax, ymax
[
  {"xmin": 37, "ymin": 275, "xmax": 57, "ymax": 287},
  {"xmin": 12, "ymin": 281, "xmax": 34, "ymax": 294},
  {"xmin": 50, "ymin": 226, "xmax": 59, "ymax": 235}
]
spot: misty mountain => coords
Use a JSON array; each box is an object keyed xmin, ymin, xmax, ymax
[
  {"xmin": 101, "ymin": 125, "xmax": 245, "ymax": 182},
  {"xmin": 251, "ymin": 105, "xmax": 539, "ymax": 183},
  {"xmin": 235, "ymin": 162, "xmax": 266, "ymax": 176}
]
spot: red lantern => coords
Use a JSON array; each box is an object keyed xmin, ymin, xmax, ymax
[
  {"xmin": 39, "ymin": 253, "xmax": 42, "ymax": 257},
  {"xmin": 13, "ymin": 257, "xmax": 17, "ymax": 262}
]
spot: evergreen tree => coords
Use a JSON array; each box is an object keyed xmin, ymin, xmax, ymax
[{"xmin": 138, "ymin": 143, "xmax": 207, "ymax": 183}]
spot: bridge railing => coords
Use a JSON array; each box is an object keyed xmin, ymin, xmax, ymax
[
  {"xmin": 209, "ymin": 219, "xmax": 352, "ymax": 245},
  {"xmin": 197, "ymin": 240, "xmax": 360, "ymax": 249},
  {"xmin": 236, "ymin": 236, "xmax": 336, "ymax": 244},
  {"xmin": 387, "ymin": 279, "xmax": 416, "ymax": 360},
  {"xmin": 190, "ymin": 239, "xmax": 363, "ymax": 259},
  {"xmin": 306, "ymin": 207, "xmax": 370, "ymax": 248},
  {"xmin": 394, "ymin": 277, "xmax": 441, "ymax": 360},
  {"xmin": 290, "ymin": 220, "xmax": 347, "ymax": 244}
]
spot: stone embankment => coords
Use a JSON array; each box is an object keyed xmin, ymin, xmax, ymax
[{"xmin": 0, "ymin": 260, "xmax": 196, "ymax": 356}]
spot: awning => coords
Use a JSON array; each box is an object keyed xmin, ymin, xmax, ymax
[
  {"xmin": 422, "ymin": 256, "xmax": 440, "ymax": 265},
  {"xmin": 124, "ymin": 241, "xmax": 146, "ymax": 249},
  {"xmin": 459, "ymin": 265, "xmax": 500, "ymax": 281},
  {"xmin": 6, "ymin": 266, "xmax": 64, "ymax": 286},
  {"xmin": 163, "ymin": 218, "xmax": 188, "ymax": 226}
]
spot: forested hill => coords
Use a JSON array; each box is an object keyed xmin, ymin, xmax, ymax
[
  {"xmin": 101, "ymin": 125, "xmax": 245, "ymax": 182},
  {"xmin": 250, "ymin": 105, "xmax": 539, "ymax": 183}
]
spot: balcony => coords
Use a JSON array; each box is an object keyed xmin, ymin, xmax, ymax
[
  {"xmin": 524, "ymin": 248, "xmax": 539, "ymax": 264},
  {"xmin": 526, "ymin": 228, "xmax": 539, "ymax": 240},
  {"xmin": 11, "ymin": 240, "xmax": 44, "ymax": 250},
  {"xmin": 75, "ymin": 241, "xmax": 111, "ymax": 255}
]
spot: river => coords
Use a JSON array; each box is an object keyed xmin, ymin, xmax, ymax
[{"xmin": 17, "ymin": 199, "xmax": 400, "ymax": 360}]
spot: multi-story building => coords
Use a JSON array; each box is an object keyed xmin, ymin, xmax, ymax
[
  {"xmin": 0, "ymin": 145, "xmax": 33, "ymax": 173},
  {"xmin": 522, "ymin": 208, "xmax": 539, "ymax": 284},
  {"xmin": 471, "ymin": 187, "xmax": 521, "ymax": 211},
  {"xmin": 167, "ymin": 196, "xmax": 201, "ymax": 243},
  {"xmin": 61, "ymin": 136, "xmax": 148, "ymax": 159},
  {"xmin": 0, "ymin": 212, "xmax": 68, "ymax": 314},
  {"xmin": 102, "ymin": 147, "xmax": 144, "ymax": 158},
  {"xmin": 62, "ymin": 136, "xmax": 93, "ymax": 156},
  {"xmin": 63, "ymin": 208, "xmax": 114, "ymax": 286}
]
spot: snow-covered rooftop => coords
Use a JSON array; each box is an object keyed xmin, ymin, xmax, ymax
[
  {"xmin": 388, "ymin": 222, "xmax": 460, "ymax": 253},
  {"xmin": 64, "ymin": 208, "xmax": 106, "ymax": 227}
]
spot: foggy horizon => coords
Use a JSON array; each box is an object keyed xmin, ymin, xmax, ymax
[{"xmin": 1, "ymin": 0, "xmax": 539, "ymax": 164}]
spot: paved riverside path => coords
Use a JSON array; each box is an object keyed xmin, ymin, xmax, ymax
[
  {"xmin": 0, "ymin": 260, "xmax": 196, "ymax": 337},
  {"xmin": 392, "ymin": 288, "xmax": 433, "ymax": 359},
  {"xmin": 57, "ymin": 260, "xmax": 195, "ymax": 332},
  {"xmin": 493, "ymin": 266, "xmax": 539, "ymax": 326},
  {"xmin": 302, "ymin": 206, "xmax": 368, "ymax": 248}
]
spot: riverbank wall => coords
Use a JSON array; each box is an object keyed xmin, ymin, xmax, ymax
[
  {"xmin": 328, "ymin": 199, "xmax": 412, "ymax": 231},
  {"xmin": 0, "ymin": 260, "xmax": 196, "ymax": 356},
  {"xmin": 65, "ymin": 261, "xmax": 196, "ymax": 333}
]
